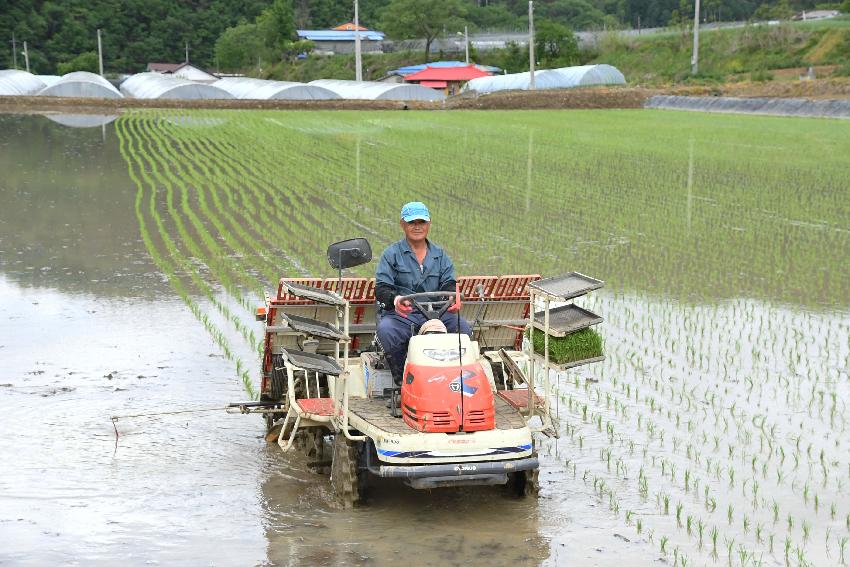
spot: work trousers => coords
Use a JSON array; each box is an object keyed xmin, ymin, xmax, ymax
[{"xmin": 376, "ymin": 311, "xmax": 472, "ymax": 382}]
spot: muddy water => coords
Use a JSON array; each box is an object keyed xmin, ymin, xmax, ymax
[{"xmin": 2, "ymin": 111, "xmax": 848, "ymax": 567}]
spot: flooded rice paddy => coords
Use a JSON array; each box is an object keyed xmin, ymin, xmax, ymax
[{"xmin": 0, "ymin": 110, "xmax": 848, "ymax": 566}]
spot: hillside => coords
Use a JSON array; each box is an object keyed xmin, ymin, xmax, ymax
[{"xmin": 588, "ymin": 18, "xmax": 850, "ymax": 84}]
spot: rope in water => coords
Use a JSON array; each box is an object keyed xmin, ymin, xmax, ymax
[{"xmin": 110, "ymin": 406, "xmax": 226, "ymax": 437}]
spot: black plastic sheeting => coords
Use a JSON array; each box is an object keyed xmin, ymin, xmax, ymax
[{"xmin": 645, "ymin": 95, "xmax": 850, "ymax": 119}]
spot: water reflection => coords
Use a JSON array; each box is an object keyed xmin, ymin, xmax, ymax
[
  {"xmin": 45, "ymin": 113, "xmax": 118, "ymax": 128},
  {"xmin": 259, "ymin": 446, "xmax": 549, "ymax": 566},
  {"xmin": 0, "ymin": 113, "xmax": 166, "ymax": 296}
]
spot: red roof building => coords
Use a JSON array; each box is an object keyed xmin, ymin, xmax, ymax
[
  {"xmin": 404, "ymin": 65, "xmax": 491, "ymax": 95},
  {"xmin": 333, "ymin": 22, "xmax": 369, "ymax": 31}
]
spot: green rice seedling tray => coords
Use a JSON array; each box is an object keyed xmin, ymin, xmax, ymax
[
  {"xmin": 532, "ymin": 304, "xmax": 602, "ymax": 337},
  {"xmin": 528, "ymin": 326, "xmax": 604, "ymax": 369},
  {"xmin": 529, "ymin": 272, "xmax": 604, "ymax": 300}
]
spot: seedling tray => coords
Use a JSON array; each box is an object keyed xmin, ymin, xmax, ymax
[
  {"xmin": 281, "ymin": 313, "xmax": 346, "ymax": 340},
  {"xmin": 529, "ymin": 272, "xmax": 604, "ymax": 300},
  {"xmin": 281, "ymin": 349, "xmax": 344, "ymax": 375},
  {"xmin": 532, "ymin": 352, "xmax": 606, "ymax": 371},
  {"xmin": 281, "ymin": 281, "xmax": 345, "ymax": 306},
  {"xmin": 532, "ymin": 304, "xmax": 603, "ymax": 337}
]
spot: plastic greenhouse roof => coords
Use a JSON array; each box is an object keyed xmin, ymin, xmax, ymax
[
  {"xmin": 308, "ymin": 79, "xmax": 446, "ymax": 101},
  {"xmin": 213, "ymin": 78, "xmax": 340, "ymax": 100},
  {"xmin": 120, "ymin": 73, "xmax": 232, "ymax": 100},
  {"xmin": 462, "ymin": 64, "xmax": 625, "ymax": 94},
  {"xmin": 0, "ymin": 70, "xmax": 46, "ymax": 96},
  {"xmin": 38, "ymin": 71, "xmax": 123, "ymax": 98},
  {"xmin": 36, "ymin": 75, "xmax": 61, "ymax": 87}
]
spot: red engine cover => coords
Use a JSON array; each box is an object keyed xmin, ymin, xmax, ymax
[{"xmin": 400, "ymin": 361, "xmax": 495, "ymax": 433}]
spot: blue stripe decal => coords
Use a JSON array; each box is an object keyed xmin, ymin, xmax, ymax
[{"xmin": 378, "ymin": 445, "xmax": 532, "ymax": 459}]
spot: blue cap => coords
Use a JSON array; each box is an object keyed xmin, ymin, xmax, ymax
[{"xmin": 400, "ymin": 201, "xmax": 430, "ymax": 222}]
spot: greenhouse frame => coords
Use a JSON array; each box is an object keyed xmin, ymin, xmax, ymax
[
  {"xmin": 462, "ymin": 64, "xmax": 626, "ymax": 94},
  {"xmin": 120, "ymin": 72, "xmax": 232, "ymax": 100},
  {"xmin": 213, "ymin": 78, "xmax": 340, "ymax": 100},
  {"xmin": 38, "ymin": 71, "xmax": 123, "ymax": 98},
  {"xmin": 0, "ymin": 70, "xmax": 46, "ymax": 96},
  {"xmin": 308, "ymin": 79, "xmax": 446, "ymax": 101}
]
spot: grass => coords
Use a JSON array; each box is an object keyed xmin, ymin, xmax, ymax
[
  {"xmin": 588, "ymin": 21, "xmax": 850, "ymax": 83},
  {"xmin": 529, "ymin": 327, "xmax": 604, "ymax": 365}
]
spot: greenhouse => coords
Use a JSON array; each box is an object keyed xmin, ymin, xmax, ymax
[
  {"xmin": 462, "ymin": 64, "xmax": 626, "ymax": 94},
  {"xmin": 0, "ymin": 70, "xmax": 46, "ymax": 96},
  {"xmin": 213, "ymin": 78, "xmax": 340, "ymax": 100},
  {"xmin": 36, "ymin": 75, "xmax": 61, "ymax": 87},
  {"xmin": 308, "ymin": 79, "xmax": 446, "ymax": 101},
  {"xmin": 120, "ymin": 73, "xmax": 232, "ymax": 100},
  {"xmin": 38, "ymin": 71, "xmax": 123, "ymax": 98}
]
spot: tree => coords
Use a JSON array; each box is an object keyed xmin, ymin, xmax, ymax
[
  {"xmin": 57, "ymin": 51, "xmax": 99, "ymax": 74},
  {"xmin": 535, "ymin": 20, "xmax": 579, "ymax": 67},
  {"xmin": 257, "ymin": 0, "xmax": 297, "ymax": 52},
  {"xmin": 214, "ymin": 23, "xmax": 263, "ymax": 70},
  {"xmin": 380, "ymin": 0, "xmax": 467, "ymax": 61}
]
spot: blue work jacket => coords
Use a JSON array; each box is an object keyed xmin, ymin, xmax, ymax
[{"xmin": 375, "ymin": 239, "xmax": 456, "ymax": 301}]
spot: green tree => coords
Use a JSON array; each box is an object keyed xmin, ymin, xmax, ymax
[
  {"xmin": 380, "ymin": 0, "xmax": 467, "ymax": 61},
  {"xmin": 214, "ymin": 23, "xmax": 264, "ymax": 70},
  {"xmin": 257, "ymin": 0, "xmax": 297, "ymax": 52},
  {"xmin": 535, "ymin": 20, "xmax": 580, "ymax": 67},
  {"xmin": 57, "ymin": 51, "xmax": 99, "ymax": 74}
]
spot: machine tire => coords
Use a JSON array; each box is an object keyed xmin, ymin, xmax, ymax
[
  {"xmin": 508, "ymin": 464, "xmax": 540, "ymax": 498},
  {"xmin": 491, "ymin": 361, "xmax": 506, "ymax": 390},
  {"xmin": 331, "ymin": 434, "xmax": 362, "ymax": 508},
  {"xmin": 270, "ymin": 354, "xmax": 287, "ymax": 401}
]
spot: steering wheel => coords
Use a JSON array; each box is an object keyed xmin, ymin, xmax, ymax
[{"xmin": 399, "ymin": 291, "xmax": 461, "ymax": 321}]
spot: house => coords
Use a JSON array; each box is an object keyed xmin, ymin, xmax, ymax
[
  {"xmin": 146, "ymin": 62, "xmax": 218, "ymax": 83},
  {"xmin": 404, "ymin": 65, "xmax": 491, "ymax": 95},
  {"xmin": 296, "ymin": 28, "xmax": 385, "ymax": 54}
]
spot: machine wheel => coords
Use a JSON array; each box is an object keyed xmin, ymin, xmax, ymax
[
  {"xmin": 508, "ymin": 466, "xmax": 540, "ymax": 497},
  {"xmin": 269, "ymin": 355, "xmax": 288, "ymax": 400},
  {"xmin": 330, "ymin": 434, "xmax": 362, "ymax": 508},
  {"xmin": 491, "ymin": 361, "xmax": 506, "ymax": 390}
]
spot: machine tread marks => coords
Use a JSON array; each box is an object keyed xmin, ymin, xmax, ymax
[{"xmin": 331, "ymin": 434, "xmax": 361, "ymax": 508}]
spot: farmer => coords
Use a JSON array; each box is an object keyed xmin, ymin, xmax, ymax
[{"xmin": 375, "ymin": 201, "xmax": 471, "ymax": 384}]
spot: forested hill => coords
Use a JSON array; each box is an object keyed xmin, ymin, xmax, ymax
[{"xmin": 1, "ymin": 0, "xmax": 840, "ymax": 74}]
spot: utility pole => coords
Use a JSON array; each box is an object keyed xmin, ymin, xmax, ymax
[
  {"xmin": 528, "ymin": 1, "xmax": 535, "ymax": 89},
  {"xmin": 97, "ymin": 29, "xmax": 104, "ymax": 76},
  {"xmin": 23, "ymin": 41, "xmax": 29, "ymax": 72},
  {"xmin": 11, "ymin": 32, "xmax": 18, "ymax": 69},
  {"xmin": 185, "ymin": 41, "xmax": 189, "ymax": 63},
  {"xmin": 691, "ymin": 0, "xmax": 701, "ymax": 75},
  {"xmin": 354, "ymin": 0, "xmax": 362, "ymax": 81},
  {"xmin": 464, "ymin": 25, "xmax": 469, "ymax": 65}
]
